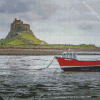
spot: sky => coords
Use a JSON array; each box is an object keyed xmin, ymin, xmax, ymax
[{"xmin": 0, "ymin": 0, "xmax": 100, "ymax": 46}]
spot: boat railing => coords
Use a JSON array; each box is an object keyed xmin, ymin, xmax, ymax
[{"xmin": 77, "ymin": 58, "xmax": 100, "ymax": 61}]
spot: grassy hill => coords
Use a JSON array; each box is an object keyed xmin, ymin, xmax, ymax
[{"xmin": 0, "ymin": 33, "xmax": 47, "ymax": 45}]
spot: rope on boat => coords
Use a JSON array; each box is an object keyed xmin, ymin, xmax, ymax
[{"xmin": 34, "ymin": 57, "xmax": 55, "ymax": 70}]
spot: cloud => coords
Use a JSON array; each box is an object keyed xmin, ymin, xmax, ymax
[
  {"xmin": 0, "ymin": 0, "xmax": 29, "ymax": 13},
  {"xmin": 78, "ymin": 21, "xmax": 100, "ymax": 35},
  {"xmin": 0, "ymin": 0, "xmax": 58, "ymax": 31},
  {"xmin": 0, "ymin": 0, "xmax": 58, "ymax": 20},
  {"xmin": 78, "ymin": 24, "xmax": 94, "ymax": 30}
]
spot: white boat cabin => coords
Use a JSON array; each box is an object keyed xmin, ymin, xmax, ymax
[{"xmin": 62, "ymin": 52, "xmax": 77, "ymax": 59}]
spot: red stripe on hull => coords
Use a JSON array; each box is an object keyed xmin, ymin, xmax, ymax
[{"xmin": 55, "ymin": 57, "xmax": 100, "ymax": 67}]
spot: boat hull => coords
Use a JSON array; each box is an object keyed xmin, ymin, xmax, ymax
[
  {"xmin": 55, "ymin": 57, "xmax": 100, "ymax": 71},
  {"xmin": 61, "ymin": 66, "xmax": 100, "ymax": 71}
]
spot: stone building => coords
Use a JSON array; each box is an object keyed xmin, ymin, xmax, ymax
[{"xmin": 10, "ymin": 18, "xmax": 30, "ymax": 31}]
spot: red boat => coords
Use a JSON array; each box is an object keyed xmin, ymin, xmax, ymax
[{"xmin": 55, "ymin": 52, "xmax": 100, "ymax": 71}]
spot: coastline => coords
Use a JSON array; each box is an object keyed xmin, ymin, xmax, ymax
[{"xmin": 0, "ymin": 48, "xmax": 100, "ymax": 55}]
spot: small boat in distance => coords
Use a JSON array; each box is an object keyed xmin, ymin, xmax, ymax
[{"xmin": 55, "ymin": 52, "xmax": 100, "ymax": 71}]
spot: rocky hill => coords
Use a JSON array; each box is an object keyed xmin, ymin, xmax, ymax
[{"xmin": 0, "ymin": 18, "xmax": 47, "ymax": 45}]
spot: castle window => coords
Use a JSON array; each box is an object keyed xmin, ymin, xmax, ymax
[{"xmin": 15, "ymin": 34, "xmax": 18, "ymax": 36}]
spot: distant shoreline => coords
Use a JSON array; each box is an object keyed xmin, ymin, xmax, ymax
[{"xmin": 0, "ymin": 48, "xmax": 100, "ymax": 55}]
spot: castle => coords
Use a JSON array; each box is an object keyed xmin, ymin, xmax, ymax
[
  {"xmin": 5, "ymin": 18, "xmax": 35, "ymax": 40},
  {"xmin": 10, "ymin": 18, "xmax": 30, "ymax": 31}
]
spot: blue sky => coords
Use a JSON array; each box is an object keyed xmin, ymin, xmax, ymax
[{"xmin": 0, "ymin": 0, "xmax": 100, "ymax": 46}]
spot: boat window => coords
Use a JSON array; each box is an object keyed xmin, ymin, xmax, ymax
[
  {"xmin": 62, "ymin": 53, "xmax": 67, "ymax": 58},
  {"xmin": 68, "ymin": 53, "xmax": 72, "ymax": 58},
  {"xmin": 73, "ymin": 53, "xmax": 76, "ymax": 59},
  {"xmin": 62, "ymin": 52, "xmax": 77, "ymax": 59},
  {"xmin": 67, "ymin": 53, "xmax": 68, "ymax": 58}
]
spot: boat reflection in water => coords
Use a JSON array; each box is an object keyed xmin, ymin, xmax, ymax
[{"xmin": 55, "ymin": 52, "xmax": 100, "ymax": 71}]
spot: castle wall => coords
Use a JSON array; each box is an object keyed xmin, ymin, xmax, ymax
[
  {"xmin": 14, "ymin": 20, "xmax": 22, "ymax": 24},
  {"xmin": 23, "ymin": 24, "xmax": 30, "ymax": 30},
  {"xmin": 10, "ymin": 19, "xmax": 30, "ymax": 31},
  {"xmin": 11, "ymin": 23, "xmax": 14, "ymax": 31}
]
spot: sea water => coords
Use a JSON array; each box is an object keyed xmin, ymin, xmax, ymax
[{"xmin": 0, "ymin": 55, "xmax": 100, "ymax": 100}]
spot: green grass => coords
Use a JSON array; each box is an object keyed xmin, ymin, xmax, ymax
[
  {"xmin": 7, "ymin": 39, "xmax": 24, "ymax": 45},
  {"xmin": 20, "ymin": 34, "xmax": 42, "ymax": 44},
  {"xmin": 45, "ymin": 45, "xmax": 88, "ymax": 48},
  {"xmin": 0, "ymin": 33, "xmax": 96, "ymax": 49},
  {"xmin": 0, "ymin": 44, "xmax": 96, "ymax": 49},
  {"xmin": 0, "ymin": 33, "xmax": 48, "ymax": 45},
  {"xmin": 0, "ymin": 39, "xmax": 11, "ymax": 44}
]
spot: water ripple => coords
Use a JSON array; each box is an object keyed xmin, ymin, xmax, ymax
[{"xmin": 0, "ymin": 55, "xmax": 100, "ymax": 100}]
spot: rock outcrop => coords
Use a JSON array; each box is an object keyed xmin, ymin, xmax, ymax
[{"xmin": 6, "ymin": 18, "xmax": 35, "ymax": 40}]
